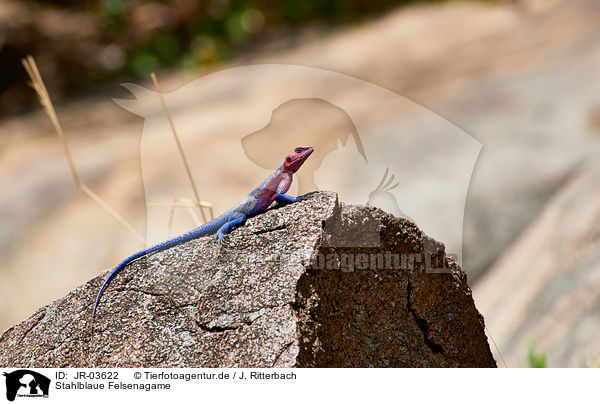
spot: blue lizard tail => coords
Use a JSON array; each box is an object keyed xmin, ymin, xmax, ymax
[{"xmin": 91, "ymin": 214, "xmax": 229, "ymax": 326}]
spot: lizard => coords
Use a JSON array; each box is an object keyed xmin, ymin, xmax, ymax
[{"xmin": 91, "ymin": 146, "xmax": 314, "ymax": 328}]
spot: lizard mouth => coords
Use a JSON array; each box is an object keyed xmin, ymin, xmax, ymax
[
  {"xmin": 297, "ymin": 147, "xmax": 313, "ymax": 164},
  {"xmin": 287, "ymin": 146, "xmax": 313, "ymax": 172}
]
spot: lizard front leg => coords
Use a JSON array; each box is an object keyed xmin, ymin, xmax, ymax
[
  {"xmin": 275, "ymin": 193, "xmax": 302, "ymax": 204},
  {"xmin": 274, "ymin": 175, "xmax": 305, "ymax": 204},
  {"xmin": 275, "ymin": 191, "xmax": 317, "ymax": 204}
]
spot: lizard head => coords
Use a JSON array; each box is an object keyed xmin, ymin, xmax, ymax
[{"xmin": 282, "ymin": 146, "xmax": 314, "ymax": 173}]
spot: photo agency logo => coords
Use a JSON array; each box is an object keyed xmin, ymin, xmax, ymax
[
  {"xmin": 2, "ymin": 370, "xmax": 50, "ymax": 401},
  {"xmin": 114, "ymin": 64, "xmax": 480, "ymax": 271}
]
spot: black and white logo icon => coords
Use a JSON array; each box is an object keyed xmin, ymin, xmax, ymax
[{"xmin": 2, "ymin": 370, "xmax": 50, "ymax": 402}]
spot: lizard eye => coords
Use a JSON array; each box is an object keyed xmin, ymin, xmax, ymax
[{"xmin": 294, "ymin": 148, "xmax": 303, "ymax": 153}]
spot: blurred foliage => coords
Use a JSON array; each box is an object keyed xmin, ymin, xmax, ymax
[
  {"xmin": 0, "ymin": 0, "xmax": 482, "ymax": 114},
  {"xmin": 99, "ymin": 0, "xmax": 430, "ymax": 76},
  {"xmin": 527, "ymin": 341, "xmax": 547, "ymax": 368}
]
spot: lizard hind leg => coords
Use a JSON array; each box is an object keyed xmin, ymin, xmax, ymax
[{"xmin": 215, "ymin": 212, "xmax": 246, "ymax": 245}]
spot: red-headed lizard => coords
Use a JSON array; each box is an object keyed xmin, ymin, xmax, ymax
[{"xmin": 91, "ymin": 146, "xmax": 314, "ymax": 327}]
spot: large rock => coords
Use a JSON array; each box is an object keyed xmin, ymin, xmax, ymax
[
  {"xmin": 473, "ymin": 160, "xmax": 600, "ymax": 367},
  {"xmin": 5, "ymin": 0, "xmax": 600, "ymax": 332},
  {"xmin": 0, "ymin": 192, "xmax": 494, "ymax": 367}
]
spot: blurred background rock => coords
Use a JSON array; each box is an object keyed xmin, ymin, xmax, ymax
[
  {"xmin": 2, "ymin": 0, "xmax": 600, "ymax": 367},
  {"xmin": 474, "ymin": 159, "xmax": 600, "ymax": 367}
]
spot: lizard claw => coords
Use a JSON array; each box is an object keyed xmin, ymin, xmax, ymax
[{"xmin": 216, "ymin": 233, "xmax": 227, "ymax": 247}]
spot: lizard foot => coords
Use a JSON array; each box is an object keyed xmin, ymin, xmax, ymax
[{"xmin": 216, "ymin": 233, "xmax": 228, "ymax": 248}]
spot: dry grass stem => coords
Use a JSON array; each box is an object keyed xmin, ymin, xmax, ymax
[
  {"xmin": 150, "ymin": 72, "xmax": 214, "ymax": 222},
  {"xmin": 22, "ymin": 55, "xmax": 145, "ymax": 246}
]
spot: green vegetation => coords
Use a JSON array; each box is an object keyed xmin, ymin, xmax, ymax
[
  {"xmin": 1, "ymin": 0, "xmax": 496, "ymax": 114},
  {"xmin": 95, "ymin": 0, "xmax": 464, "ymax": 77},
  {"xmin": 527, "ymin": 341, "xmax": 547, "ymax": 368}
]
